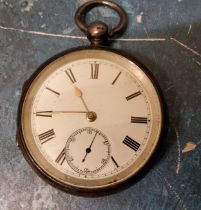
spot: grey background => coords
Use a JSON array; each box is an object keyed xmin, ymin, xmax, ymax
[{"xmin": 0, "ymin": 0, "xmax": 201, "ymax": 209}]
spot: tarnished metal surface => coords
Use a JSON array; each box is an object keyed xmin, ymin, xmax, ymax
[{"xmin": 0, "ymin": 0, "xmax": 201, "ymax": 209}]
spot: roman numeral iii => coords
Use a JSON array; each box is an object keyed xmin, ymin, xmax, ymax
[
  {"xmin": 131, "ymin": 117, "xmax": 148, "ymax": 123},
  {"xmin": 91, "ymin": 63, "xmax": 99, "ymax": 79},
  {"xmin": 38, "ymin": 129, "xmax": 55, "ymax": 144},
  {"xmin": 123, "ymin": 136, "xmax": 140, "ymax": 151}
]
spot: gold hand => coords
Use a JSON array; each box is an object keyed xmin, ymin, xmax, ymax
[
  {"xmin": 51, "ymin": 111, "xmax": 87, "ymax": 114},
  {"xmin": 74, "ymin": 86, "xmax": 82, "ymax": 97},
  {"xmin": 35, "ymin": 110, "xmax": 97, "ymax": 121},
  {"xmin": 74, "ymin": 86, "xmax": 90, "ymax": 112},
  {"xmin": 35, "ymin": 110, "xmax": 87, "ymax": 117}
]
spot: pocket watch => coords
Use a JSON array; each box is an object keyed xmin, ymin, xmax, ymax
[{"xmin": 17, "ymin": 0, "xmax": 163, "ymax": 193}]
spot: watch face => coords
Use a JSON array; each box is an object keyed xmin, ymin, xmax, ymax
[{"xmin": 18, "ymin": 48, "xmax": 163, "ymax": 191}]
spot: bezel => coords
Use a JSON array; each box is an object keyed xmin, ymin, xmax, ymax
[{"xmin": 17, "ymin": 45, "xmax": 164, "ymax": 195}]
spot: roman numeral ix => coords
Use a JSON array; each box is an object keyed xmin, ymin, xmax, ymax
[
  {"xmin": 38, "ymin": 129, "xmax": 55, "ymax": 144},
  {"xmin": 123, "ymin": 136, "xmax": 140, "ymax": 151}
]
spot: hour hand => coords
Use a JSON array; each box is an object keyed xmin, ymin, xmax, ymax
[
  {"xmin": 74, "ymin": 86, "xmax": 90, "ymax": 112},
  {"xmin": 74, "ymin": 86, "xmax": 82, "ymax": 97}
]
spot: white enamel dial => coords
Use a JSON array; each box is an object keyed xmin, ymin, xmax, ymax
[{"xmin": 20, "ymin": 49, "xmax": 162, "ymax": 190}]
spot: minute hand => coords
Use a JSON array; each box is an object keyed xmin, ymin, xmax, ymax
[{"xmin": 35, "ymin": 110, "xmax": 87, "ymax": 117}]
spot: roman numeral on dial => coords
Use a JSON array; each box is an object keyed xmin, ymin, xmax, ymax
[
  {"xmin": 55, "ymin": 148, "xmax": 66, "ymax": 165},
  {"xmin": 46, "ymin": 87, "xmax": 60, "ymax": 96},
  {"xmin": 90, "ymin": 63, "xmax": 99, "ymax": 79},
  {"xmin": 38, "ymin": 129, "xmax": 55, "ymax": 144},
  {"xmin": 123, "ymin": 136, "xmax": 140, "ymax": 151},
  {"xmin": 131, "ymin": 117, "xmax": 148, "ymax": 123},
  {"xmin": 112, "ymin": 72, "xmax": 122, "ymax": 85},
  {"xmin": 111, "ymin": 156, "xmax": 119, "ymax": 168},
  {"xmin": 126, "ymin": 91, "xmax": 141, "ymax": 101},
  {"xmin": 65, "ymin": 68, "xmax": 76, "ymax": 83}
]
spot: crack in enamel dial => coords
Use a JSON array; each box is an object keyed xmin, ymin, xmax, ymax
[{"xmin": 20, "ymin": 49, "xmax": 163, "ymax": 190}]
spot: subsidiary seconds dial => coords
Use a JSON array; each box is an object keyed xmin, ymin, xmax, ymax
[{"xmin": 66, "ymin": 127, "xmax": 111, "ymax": 176}]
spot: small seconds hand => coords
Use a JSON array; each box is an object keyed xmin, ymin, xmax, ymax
[{"xmin": 82, "ymin": 131, "xmax": 98, "ymax": 163}]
